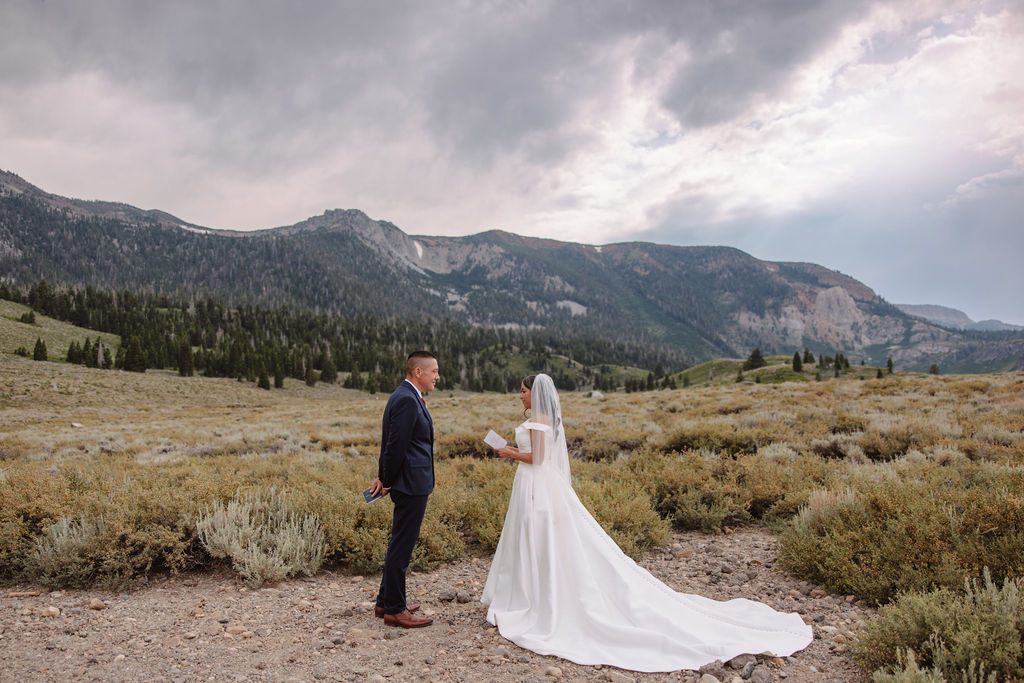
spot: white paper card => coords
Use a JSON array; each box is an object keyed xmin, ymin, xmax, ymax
[{"xmin": 483, "ymin": 430, "xmax": 507, "ymax": 450}]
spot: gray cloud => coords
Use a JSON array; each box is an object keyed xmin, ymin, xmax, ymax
[{"xmin": 1, "ymin": 0, "xmax": 1022, "ymax": 323}]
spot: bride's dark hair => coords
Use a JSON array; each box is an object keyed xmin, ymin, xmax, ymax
[{"xmin": 522, "ymin": 375, "xmax": 535, "ymax": 417}]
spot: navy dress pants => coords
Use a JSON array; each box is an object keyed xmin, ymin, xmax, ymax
[{"xmin": 376, "ymin": 489, "xmax": 429, "ymax": 615}]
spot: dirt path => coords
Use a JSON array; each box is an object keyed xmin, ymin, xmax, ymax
[{"xmin": 2, "ymin": 527, "xmax": 871, "ymax": 682}]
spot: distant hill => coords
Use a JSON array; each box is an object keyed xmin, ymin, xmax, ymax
[
  {"xmin": 2, "ymin": 170, "xmax": 1022, "ymax": 373},
  {"xmin": 896, "ymin": 304, "xmax": 1023, "ymax": 332}
]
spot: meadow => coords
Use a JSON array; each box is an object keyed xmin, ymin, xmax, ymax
[{"xmin": 2, "ymin": 353, "xmax": 1024, "ymax": 679}]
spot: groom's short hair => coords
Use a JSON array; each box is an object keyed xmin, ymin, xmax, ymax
[{"xmin": 406, "ymin": 350, "xmax": 436, "ymax": 376}]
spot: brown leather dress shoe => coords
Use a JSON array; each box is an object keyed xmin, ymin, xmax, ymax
[
  {"xmin": 374, "ymin": 603, "xmax": 420, "ymax": 618},
  {"xmin": 383, "ymin": 609, "xmax": 432, "ymax": 628}
]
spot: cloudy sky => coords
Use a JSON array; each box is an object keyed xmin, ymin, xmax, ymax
[{"xmin": 2, "ymin": 1, "xmax": 1022, "ymax": 324}]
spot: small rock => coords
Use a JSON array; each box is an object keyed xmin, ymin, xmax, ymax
[
  {"xmin": 698, "ymin": 675, "xmax": 722, "ymax": 683},
  {"xmin": 456, "ymin": 592, "xmax": 472, "ymax": 603},
  {"xmin": 113, "ymin": 654, "xmax": 125, "ymax": 662},
  {"xmin": 216, "ymin": 616, "xmax": 230, "ymax": 624},
  {"xmin": 749, "ymin": 666, "xmax": 772, "ymax": 683},
  {"xmin": 225, "ymin": 625, "xmax": 247, "ymax": 635},
  {"xmin": 809, "ymin": 588, "xmax": 828, "ymax": 598},
  {"xmin": 700, "ymin": 661, "xmax": 727, "ymax": 677},
  {"xmin": 438, "ymin": 589, "xmax": 457, "ymax": 602},
  {"xmin": 544, "ymin": 665, "xmax": 563, "ymax": 678},
  {"xmin": 602, "ymin": 671, "xmax": 636, "ymax": 682},
  {"xmin": 728, "ymin": 654, "xmax": 756, "ymax": 670},
  {"xmin": 183, "ymin": 632, "xmax": 198, "ymax": 640},
  {"xmin": 42, "ymin": 606, "xmax": 60, "ymax": 618}
]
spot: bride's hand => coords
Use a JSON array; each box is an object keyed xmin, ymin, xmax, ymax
[{"xmin": 495, "ymin": 446, "xmax": 517, "ymax": 459}]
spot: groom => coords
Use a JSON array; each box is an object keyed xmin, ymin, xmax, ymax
[{"xmin": 369, "ymin": 350, "xmax": 439, "ymax": 628}]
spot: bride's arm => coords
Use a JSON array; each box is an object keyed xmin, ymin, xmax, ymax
[
  {"xmin": 529, "ymin": 426, "xmax": 545, "ymax": 466},
  {"xmin": 496, "ymin": 445, "xmax": 533, "ymax": 464}
]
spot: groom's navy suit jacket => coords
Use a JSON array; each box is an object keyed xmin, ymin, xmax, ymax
[{"xmin": 378, "ymin": 380, "xmax": 434, "ymax": 496}]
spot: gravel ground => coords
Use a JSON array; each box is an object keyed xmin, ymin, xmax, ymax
[{"xmin": 1, "ymin": 527, "xmax": 873, "ymax": 682}]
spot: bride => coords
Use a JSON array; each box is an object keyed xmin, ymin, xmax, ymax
[{"xmin": 481, "ymin": 373, "xmax": 812, "ymax": 672}]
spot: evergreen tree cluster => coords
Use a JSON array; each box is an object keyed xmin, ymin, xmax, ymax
[
  {"xmin": 65, "ymin": 337, "xmax": 115, "ymax": 369},
  {"xmin": 2, "ymin": 280, "xmax": 682, "ymax": 393}
]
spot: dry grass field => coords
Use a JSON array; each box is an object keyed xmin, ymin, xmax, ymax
[{"xmin": 3, "ymin": 354, "xmax": 1024, "ymax": 678}]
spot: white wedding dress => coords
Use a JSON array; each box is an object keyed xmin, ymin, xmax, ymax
[{"xmin": 481, "ymin": 375, "xmax": 812, "ymax": 673}]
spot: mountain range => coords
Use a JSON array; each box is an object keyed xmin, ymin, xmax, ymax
[
  {"xmin": 2, "ymin": 169, "xmax": 1022, "ymax": 373},
  {"xmin": 894, "ymin": 304, "xmax": 1023, "ymax": 333}
]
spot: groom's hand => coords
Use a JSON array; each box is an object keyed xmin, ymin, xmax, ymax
[{"xmin": 370, "ymin": 478, "xmax": 390, "ymax": 497}]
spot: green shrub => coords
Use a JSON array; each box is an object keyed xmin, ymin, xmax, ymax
[
  {"xmin": 22, "ymin": 516, "xmax": 110, "ymax": 588},
  {"xmin": 780, "ymin": 460, "xmax": 1024, "ymax": 604},
  {"xmin": 660, "ymin": 423, "xmax": 772, "ymax": 455},
  {"xmin": 573, "ymin": 465, "xmax": 669, "ymax": 558},
  {"xmin": 435, "ymin": 432, "xmax": 493, "ymax": 459},
  {"xmin": 855, "ymin": 570, "xmax": 1023, "ymax": 681},
  {"xmin": 196, "ymin": 489, "xmax": 325, "ymax": 587}
]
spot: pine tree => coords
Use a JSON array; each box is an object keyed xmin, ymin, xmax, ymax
[
  {"xmin": 803, "ymin": 348, "xmax": 815, "ymax": 364},
  {"xmin": 792, "ymin": 351, "xmax": 803, "ymax": 372},
  {"xmin": 886, "ymin": 357, "xmax": 894, "ymax": 374},
  {"xmin": 178, "ymin": 340, "xmax": 194, "ymax": 377},
  {"xmin": 122, "ymin": 337, "xmax": 147, "ymax": 372},
  {"xmin": 320, "ymin": 356, "xmax": 337, "ymax": 384},
  {"xmin": 66, "ymin": 341, "xmax": 81, "ymax": 364},
  {"xmin": 274, "ymin": 360, "xmax": 285, "ymax": 389},
  {"xmin": 743, "ymin": 348, "xmax": 766, "ymax": 370},
  {"xmin": 876, "ymin": 368, "xmax": 883, "ymax": 379},
  {"xmin": 83, "ymin": 338, "xmax": 97, "ymax": 367},
  {"xmin": 929, "ymin": 364, "xmax": 940, "ymax": 375},
  {"xmin": 33, "ymin": 337, "xmax": 47, "ymax": 361},
  {"xmin": 305, "ymin": 364, "xmax": 317, "ymax": 387},
  {"xmin": 344, "ymin": 370, "xmax": 363, "ymax": 390},
  {"xmin": 257, "ymin": 361, "xmax": 270, "ymax": 390}
]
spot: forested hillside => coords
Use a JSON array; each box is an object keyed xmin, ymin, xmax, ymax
[{"xmin": 1, "ymin": 280, "xmax": 676, "ymax": 392}]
